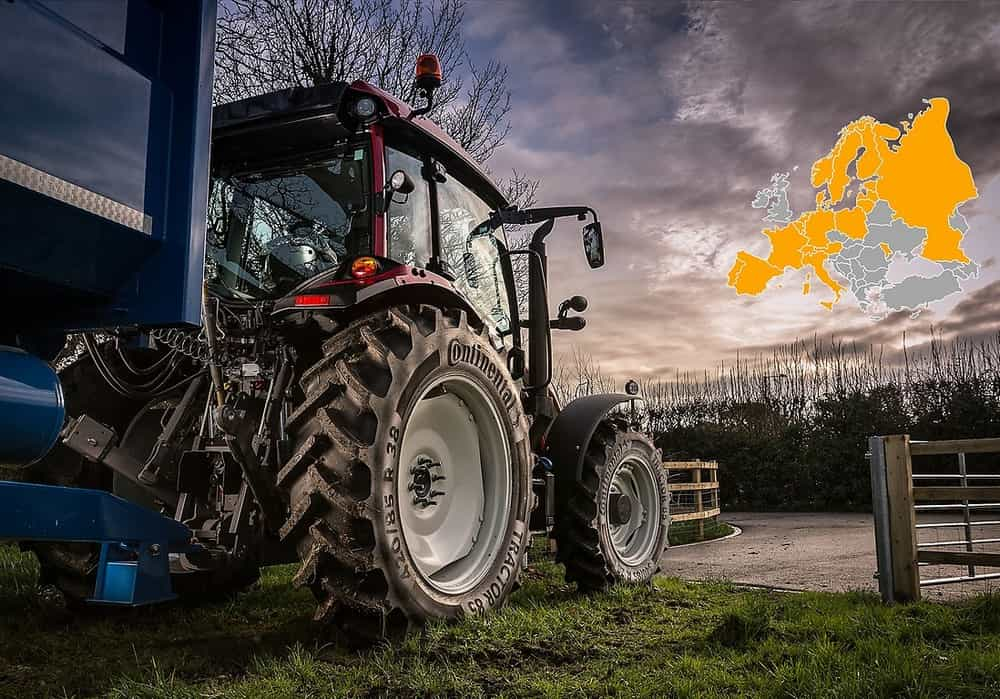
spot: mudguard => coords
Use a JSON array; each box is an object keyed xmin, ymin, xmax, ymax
[
  {"xmin": 273, "ymin": 265, "xmax": 482, "ymax": 322},
  {"xmin": 541, "ymin": 393, "xmax": 634, "ymax": 481}
]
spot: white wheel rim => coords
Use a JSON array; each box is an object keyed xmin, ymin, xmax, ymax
[
  {"xmin": 608, "ymin": 456, "xmax": 661, "ymax": 566},
  {"xmin": 396, "ymin": 373, "xmax": 512, "ymax": 595}
]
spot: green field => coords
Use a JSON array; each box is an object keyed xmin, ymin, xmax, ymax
[
  {"xmin": 667, "ymin": 519, "xmax": 735, "ymax": 547},
  {"xmin": 3, "ymin": 543, "xmax": 1000, "ymax": 698}
]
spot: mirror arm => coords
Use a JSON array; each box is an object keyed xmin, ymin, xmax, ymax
[
  {"xmin": 550, "ymin": 317, "xmax": 586, "ymax": 331},
  {"xmin": 505, "ymin": 206, "xmax": 597, "ymax": 226},
  {"xmin": 475, "ymin": 206, "xmax": 599, "ymax": 238}
]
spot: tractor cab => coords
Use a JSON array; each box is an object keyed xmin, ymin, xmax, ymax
[{"xmin": 207, "ymin": 75, "xmax": 516, "ymax": 338}]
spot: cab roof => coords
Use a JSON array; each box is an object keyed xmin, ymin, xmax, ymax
[{"xmin": 211, "ymin": 80, "xmax": 508, "ymax": 209}]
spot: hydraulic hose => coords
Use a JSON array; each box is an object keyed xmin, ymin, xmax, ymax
[
  {"xmin": 201, "ymin": 287, "xmax": 227, "ymax": 407},
  {"xmin": 82, "ymin": 334, "xmax": 204, "ymax": 401},
  {"xmin": 114, "ymin": 338, "xmax": 176, "ymax": 376}
]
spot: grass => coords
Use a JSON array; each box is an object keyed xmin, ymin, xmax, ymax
[
  {"xmin": 4, "ymin": 544, "xmax": 1000, "ymax": 698},
  {"xmin": 668, "ymin": 519, "xmax": 736, "ymax": 547}
]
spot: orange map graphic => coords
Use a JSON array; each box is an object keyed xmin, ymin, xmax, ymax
[{"xmin": 728, "ymin": 98, "xmax": 979, "ymax": 312}]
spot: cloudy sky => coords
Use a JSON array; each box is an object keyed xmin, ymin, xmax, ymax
[{"xmin": 460, "ymin": 1, "xmax": 1000, "ymax": 380}]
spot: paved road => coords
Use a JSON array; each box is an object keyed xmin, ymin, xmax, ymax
[
  {"xmin": 663, "ymin": 512, "xmax": 1000, "ymax": 599},
  {"xmin": 663, "ymin": 512, "xmax": 878, "ymax": 592}
]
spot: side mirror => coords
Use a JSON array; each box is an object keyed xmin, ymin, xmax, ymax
[
  {"xmin": 463, "ymin": 251, "xmax": 479, "ymax": 289},
  {"xmin": 582, "ymin": 222, "xmax": 605, "ymax": 269}
]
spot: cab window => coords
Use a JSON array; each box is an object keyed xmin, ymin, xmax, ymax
[
  {"xmin": 206, "ymin": 145, "xmax": 371, "ymax": 299},
  {"xmin": 385, "ymin": 146, "xmax": 432, "ymax": 267},
  {"xmin": 437, "ymin": 174, "xmax": 511, "ymax": 335}
]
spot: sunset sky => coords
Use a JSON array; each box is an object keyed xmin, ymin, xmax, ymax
[{"xmin": 462, "ymin": 1, "xmax": 1000, "ymax": 380}]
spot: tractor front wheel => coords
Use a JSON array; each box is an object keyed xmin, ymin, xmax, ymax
[{"xmin": 553, "ymin": 418, "xmax": 670, "ymax": 590}]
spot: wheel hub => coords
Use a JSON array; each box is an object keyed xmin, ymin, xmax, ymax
[
  {"xmin": 608, "ymin": 492, "xmax": 633, "ymax": 525},
  {"xmin": 607, "ymin": 457, "xmax": 661, "ymax": 566},
  {"xmin": 408, "ymin": 455, "xmax": 445, "ymax": 508}
]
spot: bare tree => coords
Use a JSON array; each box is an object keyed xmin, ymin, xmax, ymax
[
  {"xmin": 500, "ymin": 169, "xmax": 540, "ymax": 210},
  {"xmin": 552, "ymin": 347, "xmax": 616, "ymax": 407},
  {"xmin": 216, "ymin": 0, "xmax": 513, "ymax": 164},
  {"xmin": 494, "ymin": 168, "xmax": 537, "ymax": 310}
]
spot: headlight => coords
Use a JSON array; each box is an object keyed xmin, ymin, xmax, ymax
[{"xmin": 354, "ymin": 97, "xmax": 377, "ymax": 119}]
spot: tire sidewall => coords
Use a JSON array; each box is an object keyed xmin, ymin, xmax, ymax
[
  {"xmin": 596, "ymin": 432, "xmax": 670, "ymax": 582},
  {"xmin": 370, "ymin": 320, "xmax": 531, "ymax": 620}
]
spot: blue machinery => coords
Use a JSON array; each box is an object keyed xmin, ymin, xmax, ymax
[
  {"xmin": 0, "ymin": 349, "xmax": 65, "ymax": 466},
  {"xmin": 0, "ymin": 482, "xmax": 196, "ymax": 605},
  {"xmin": 0, "ymin": 1, "xmax": 216, "ymax": 605},
  {"xmin": 0, "ymin": 0, "xmax": 216, "ymax": 333}
]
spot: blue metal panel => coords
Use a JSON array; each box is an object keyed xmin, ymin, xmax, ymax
[
  {"xmin": 0, "ymin": 481, "xmax": 193, "ymax": 546},
  {"xmin": 38, "ymin": 1, "xmax": 129, "ymax": 54},
  {"xmin": 0, "ymin": 481, "xmax": 194, "ymax": 605},
  {"xmin": 100, "ymin": 557, "xmax": 142, "ymax": 604},
  {"xmin": 0, "ymin": 2, "xmax": 151, "ymax": 215},
  {"xmin": 0, "ymin": 348, "xmax": 65, "ymax": 466},
  {"xmin": 126, "ymin": 0, "xmax": 217, "ymax": 329},
  {"xmin": 0, "ymin": 0, "xmax": 216, "ymax": 332},
  {"xmin": 92, "ymin": 542, "xmax": 176, "ymax": 605}
]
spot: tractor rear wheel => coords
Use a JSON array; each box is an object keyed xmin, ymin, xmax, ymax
[
  {"xmin": 553, "ymin": 418, "xmax": 670, "ymax": 591},
  {"xmin": 281, "ymin": 305, "xmax": 532, "ymax": 639}
]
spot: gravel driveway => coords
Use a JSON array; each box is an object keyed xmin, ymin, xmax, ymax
[{"xmin": 662, "ymin": 512, "xmax": 878, "ymax": 593}]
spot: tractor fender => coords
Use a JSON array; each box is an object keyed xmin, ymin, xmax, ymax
[
  {"xmin": 541, "ymin": 393, "xmax": 633, "ymax": 481},
  {"xmin": 273, "ymin": 266, "xmax": 487, "ymax": 328}
]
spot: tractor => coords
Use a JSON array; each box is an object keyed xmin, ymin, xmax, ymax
[{"xmin": 22, "ymin": 55, "xmax": 670, "ymax": 637}]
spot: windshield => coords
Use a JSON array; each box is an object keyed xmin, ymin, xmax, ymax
[
  {"xmin": 206, "ymin": 145, "xmax": 371, "ymax": 299},
  {"xmin": 452, "ymin": 233, "xmax": 512, "ymax": 335},
  {"xmin": 437, "ymin": 176, "xmax": 512, "ymax": 335}
]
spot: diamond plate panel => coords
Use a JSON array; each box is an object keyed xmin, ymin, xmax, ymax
[{"xmin": 0, "ymin": 153, "xmax": 152, "ymax": 234}]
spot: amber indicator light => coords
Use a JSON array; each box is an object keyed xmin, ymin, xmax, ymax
[{"xmin": 351, "ymin": 256, "xmax": 380, "ymax": 278}]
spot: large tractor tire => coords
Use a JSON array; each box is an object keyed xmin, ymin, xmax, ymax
[
  {"xmin": 281, "ymin": 304, "xmax": 532, "ymax": 639},
  {"xmin": 553, "ymin": 418, "xmax": 670, "ymax": 591},
  {"xmin": 24, "ymin": 350, "xmax": 259, "ymax": 602}
]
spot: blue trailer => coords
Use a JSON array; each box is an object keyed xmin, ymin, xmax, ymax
[
  {"xmin": 1, "ymin": 0, "xmax": 216, "ymax": 604},
  {"xmin": 1, "ymin": 0, "xmax": 215, "ymax": 464}
]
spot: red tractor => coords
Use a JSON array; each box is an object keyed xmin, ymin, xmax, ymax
[{"xmin": 27, "ymin": 56, "xmax": 670, "ymax": 637}]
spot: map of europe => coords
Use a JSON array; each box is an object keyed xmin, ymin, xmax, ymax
[{"xmin": 727, "ymin": 98, "xmax": 980, "ymax": 319}]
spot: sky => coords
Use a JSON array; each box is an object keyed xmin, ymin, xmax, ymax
[{"xmin": 460, "ymin": 0, "xmax": 1000, "ymax": 381}]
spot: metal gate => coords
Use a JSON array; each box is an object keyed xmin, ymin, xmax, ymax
[{"xmin": 869, "ymin": 435, "xmax": 1000, "ymax": 602}]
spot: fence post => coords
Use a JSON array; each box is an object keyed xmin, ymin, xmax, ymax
[
  {"xmin": 869, "ymin": 436, "xmax": 895, "ymax": 602},
  {"xmin": 694, "ymin": 462, "xmax": 704, "ymax": 540},
  {"xmin": 884, "ymin": 434, "xmax": 920, "ymax": 602}
]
